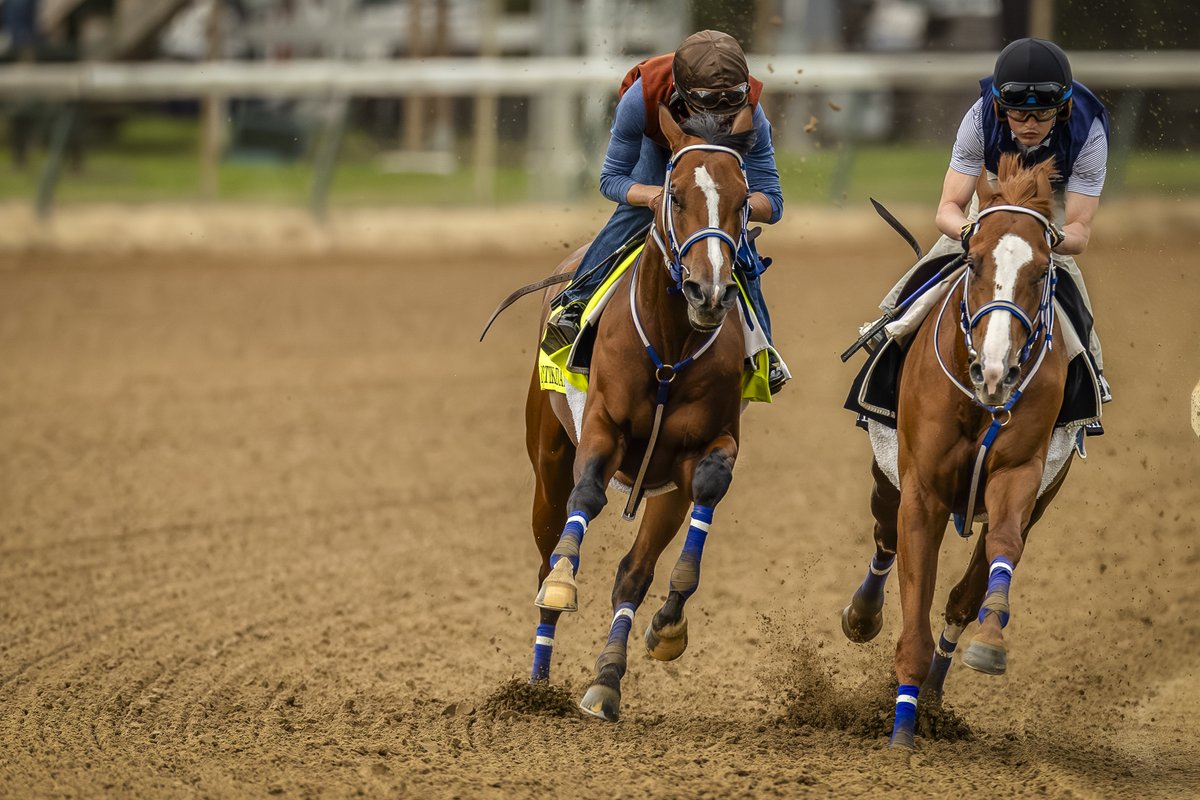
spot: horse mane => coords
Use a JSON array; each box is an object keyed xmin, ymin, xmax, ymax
[
  {"xmin": 990, "ymin": 153, "xmax": 1058, "ymax": 217},
  {"xmin": 680, "ymin": 113, "xmax": 758, "ymax": 155}
]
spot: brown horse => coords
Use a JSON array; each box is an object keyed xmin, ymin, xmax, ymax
[
  {"xmin": 841, "ymin": 154, "xmax": 1079, "ymax": 749},
  {"xmin": 524, "ymin": 105, "xmax": 756, "ymax": 721}
]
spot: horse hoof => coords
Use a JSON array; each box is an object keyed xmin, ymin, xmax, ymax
[
  {"xmin": 579, "ymin": 684, "xmax": 620, "ymax": 722},
  {"xmin": 644, "ymin": 617, "xmax": 688, "ymax": 661},
  {"xmin": 889, "ymin": 730, "xmax": 916, "ymax": 752},
  {"xmin": 534, "ymin": 561, "xmax": 578, "ymax": 612},
  {"xmin": 962, "ymin": 639, "xmax": 1007, "ymax": 675},
  {"xmin": 841, "ymin": 603, "xmax": 882, "ymax": 643}
]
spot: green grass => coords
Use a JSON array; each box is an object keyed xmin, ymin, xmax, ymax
[{"xmin": 0, "ymin": 114, "xmax": 1194, "ymax": 208}]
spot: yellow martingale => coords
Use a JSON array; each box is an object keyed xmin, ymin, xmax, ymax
[{"xmin": 538, "ymin": 245, "xmax": 774, "ymax": 404}]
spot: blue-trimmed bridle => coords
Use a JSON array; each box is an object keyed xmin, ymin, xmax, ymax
[
  {"xmin": 938, "ymin": 203, "xmax": 1058, "ymax": 416},
  {"xmin": 648, "ymin": 143, "xmax": 751, "ymax": 291},
  {"xmin": 933, "ymin": 202, "xmax": 1060, "ymax": 537},
  {"xmin": 622, "ymin": 142, "xmax": 750, "ymax": 522}
]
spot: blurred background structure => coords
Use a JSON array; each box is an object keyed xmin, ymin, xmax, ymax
[{"xmin": 0, "ymin": 0, "xmax": 1197, "ymax": 219}]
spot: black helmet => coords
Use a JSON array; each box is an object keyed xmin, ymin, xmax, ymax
[{"xmin": 992, "ymin": 38, "xmax": 1073, "ymax": 110}]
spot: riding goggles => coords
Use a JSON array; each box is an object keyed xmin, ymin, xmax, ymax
[
  {"xmin": 993, "ymin": 81, "xmax": 1072, "ymax": 110},
  {"xmin": 1001, "ymin": 106, "xmax": 1059, "ymax": 123},
  {"xmin": 682, "ymin": 82, "xmax": 750, "ymax": 113}
]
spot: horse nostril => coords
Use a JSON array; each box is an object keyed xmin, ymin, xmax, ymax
[
  {"xmin": 719, "ymin": 284, "xmax": 740, "ymax": 308},
  {"xmin": 1004, "ymin": 366, "xmax": 1021, "ymax": 386},
  {"xmin": 682, "ymin": 280, "xmax": 705, "ymax": 306},
  {"xmin": 969, "ymin": 363, "xmax": 984, "ymax": 384}
]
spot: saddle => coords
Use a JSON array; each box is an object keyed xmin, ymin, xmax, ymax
[
  {"xmin": 844, "ymin": 256, "xmax": 1103, "ymax": 433},
  {"xmin": 537, "ymin": 241, "xmax": 785, "ymax": 405}
]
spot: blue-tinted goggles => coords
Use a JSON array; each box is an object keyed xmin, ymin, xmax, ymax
[{"xmin": 993, "ymin": 81, "xmax": 1072, "ymax": 110}]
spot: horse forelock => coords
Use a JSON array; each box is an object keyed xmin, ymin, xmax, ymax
[
  {"xmin": 679, "ymin": 113, "xmax": 758, "ymax": 155},
  {"xmin": 990, "ymin": 153, "xmax": 1057, "ymax": 218}
]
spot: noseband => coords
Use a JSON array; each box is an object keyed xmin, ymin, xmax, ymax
[
  {"xmin": 937, "ymin": 203, "xmax": 1058, "ymax": 415},
  {"xmin": 649, "ymin": 144, "xmax": 750, "ymax": 290}
]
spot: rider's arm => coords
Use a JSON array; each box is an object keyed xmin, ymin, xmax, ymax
[
  {"xmin": 1056, "ymin": 117, "xmax": 1108, "ymax": 255},
  {"xmin": 1055, "ymin": 192, "xmax": 1099, "ymax": 255},
  {"xmin": 598, "ymin": 81, "xmax": 663, "ymax": 210},
  {"xmin": 934, "ymin": 168, "xmax": 979, "ymax": 239},
  {"xmin": 744, "ymin": 104, "xmax": 783, "ymax": 224}
]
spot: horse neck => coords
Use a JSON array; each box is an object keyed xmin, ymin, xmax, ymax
[{"xmin": 632, "ymin": 249, "xmax": 703, "ymax": 361}]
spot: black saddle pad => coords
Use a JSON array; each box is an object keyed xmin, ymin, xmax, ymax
[{"xmin": 845, "ymin": 333, "xmax": 1102, "ymax": 431}]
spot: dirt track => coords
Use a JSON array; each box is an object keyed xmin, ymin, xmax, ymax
[{"xmin": 1, "ymin": 211, "xmax": 1198, "ymax": 798}]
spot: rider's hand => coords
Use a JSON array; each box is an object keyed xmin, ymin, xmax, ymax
[
  {"xmin": 648, "ymin": 190, "xmax": 664, "ymax": 219},
  {"xmin": 959, "ymin": 222, "xmax": 975, "ymax": 253},
  {"xmin": 1048, "ymin": 223, "xmax": 1066, "ymax": 250}
]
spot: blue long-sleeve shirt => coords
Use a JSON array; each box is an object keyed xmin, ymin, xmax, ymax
[{"xmin": 598, "ymin": 78, "xmax": 784, "ymax": 224}]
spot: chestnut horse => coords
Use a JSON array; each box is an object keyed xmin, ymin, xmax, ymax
[
  {"xmin": 841, "ymin": 155, "xmax": 1077, "ymax": 749},
  {"xmin": 524, "ymin": 106, "xmax": 755, "ymax": 721}
]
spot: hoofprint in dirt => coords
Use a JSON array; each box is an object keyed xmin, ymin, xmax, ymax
[{"xmin": 0, "ymin": 222, "xmax": 1197, "ymax": 798}]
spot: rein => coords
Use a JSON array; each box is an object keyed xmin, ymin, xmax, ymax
[
  {"xmin": 933, "ymin": 204, "xmax": 1058, "ymax": 537},
  {"xmin": 623, "ymin": 143, "xmax": 747, "ymax": 520}
]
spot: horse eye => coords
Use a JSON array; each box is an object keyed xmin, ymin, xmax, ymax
[{"xmin": 671, "ymin": 195, "xmax": 683, "ymax": 210}]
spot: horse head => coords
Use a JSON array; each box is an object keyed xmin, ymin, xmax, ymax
[
  {"xmin": 654, "ymin": 104, "xmax": 755, "ymax": 332},
  {"xmin": 961, "ymin": 154, "xmax": 1058, "ymax": 408}
]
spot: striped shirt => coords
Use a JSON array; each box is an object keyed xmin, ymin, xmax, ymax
[{"xmin": 949, "ymin": 98, "xmax": 1108, "ymax": 197}]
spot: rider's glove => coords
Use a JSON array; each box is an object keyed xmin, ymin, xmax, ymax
[
  {"xmin": 1048, "ymin": 223, "xmax": 1066, "ymax": 250},
  {"xmin": 959, "ymin": 222, "xmax": 975, "ymax": 253}
]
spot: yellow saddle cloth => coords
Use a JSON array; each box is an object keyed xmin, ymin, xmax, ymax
[{"xmin": 538, "ymin": 245, "xmax": 780, "ymax": 404}]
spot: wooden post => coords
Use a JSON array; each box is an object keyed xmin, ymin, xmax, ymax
[
  {"xmin": 200, "ymin": 0, "xmax": 225, "ymax": 199},
  {"xmin": 404, "ymin": 0, "xmax": 425, "ymax": 152},
  {"xmin": 473, "ymin": 0, "xmax": 500, "ymax": 202},
  {"xmin": 1030, "ymin": 0, "xmax": 1055, "ymax": 39}
]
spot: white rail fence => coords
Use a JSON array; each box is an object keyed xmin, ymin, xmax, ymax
[{"xmin": 1, "ymin": 52, "xmax": 1195, "ymax": 214}]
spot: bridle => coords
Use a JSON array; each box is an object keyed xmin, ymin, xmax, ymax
[
  {"xmin": 649, "ymin": 143, "xmax": 750, "ymax": 291},
  {"xmin": 622, "ymin": 142, "xmax": 750, "ymax": 523},
  {"xmin": 936, "ymin": 203, "xmax": 1058, "ymax": 416},
  {"xmin": 933, "ymin": 203, "xmax": 1060, "ymax": 537}
]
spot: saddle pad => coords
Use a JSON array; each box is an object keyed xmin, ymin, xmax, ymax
[
  {"xmin": 845, "ymin": 269, "xmax": 1101, "ymax": 432},
  {"xmin": 867, "ymin": 419, "xmax": 1079, "ymax": 522},
  {"xmin": 537, "ymin": 244, "xmax": 788, "ymax": 404}
]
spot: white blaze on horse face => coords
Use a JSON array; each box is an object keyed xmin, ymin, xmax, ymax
[
  {"xmin": 980, "ymin": 233, "xmax": 1034, "ymax": 390},
  {"xmin": 693, "ymin": 165, "xmax": 724, "ymax": 296}
]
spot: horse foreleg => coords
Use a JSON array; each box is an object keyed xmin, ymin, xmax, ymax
[
  {"xmin": 526, "ymin": 385, "xmax": 576, "ymax": 681},
  {"xmin": 644, "ymin": 436, "xmax": 737, "ymax": 662},
  {"xmin": 921, "ymin": 524, "xmax": 989, "ymax": 702},
  {"xmin": 534, "ymin": 408, "xmax": 624, "ymax": 613},
  {"xmin": 578, "ymin": 489, "xmax": 691, "ymax": 722},
  {"xmin": 961, "ymin": 462, "xmax": 1042, "ymax": 676},
  {"xmin": 842, "ymin": 459, "xmax": 900, "ymax": 642},
  {"xmin": 890, "ymin": 479, "xmax": 949, "ymax": 750}
]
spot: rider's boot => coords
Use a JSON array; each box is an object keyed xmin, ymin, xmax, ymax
[{"xmin": 540, "ymin": 301, "xmax": 585, "ymax": 355}]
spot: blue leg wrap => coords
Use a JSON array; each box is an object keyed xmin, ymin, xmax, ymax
[
  {"xmin": 924, "ymin": 629, "xmax": 960, "ymax": 696},
  {"xmin": 530, "ymin": 623, "xmax": 556, "ymax": 682},
  {"xmin": 859, "ymin": 552, "xmax": 895, "ymax": 604},
  {"xmin": 671, "ymin": 505, "xmax": 713, "ymax": 601},
  {"xmin": 890, "ymin": 684, "xmax": 919, "ymax": 748},
  {"xmin": 595, "ymin": 602, "xmax": 637, "ymax": 677},
  {"xmin": 978, "ymin": 556, "xmax": 1014, "ymax": 627},
  {"xmin": 549, "ymin": 511, "xmax": 589, "ymax": 572}
]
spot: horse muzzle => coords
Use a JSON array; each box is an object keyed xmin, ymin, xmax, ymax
[
  {"xmin": 682, "ymin": 279, "xmax": 739, "ymax": 331},
  {"xmin": 969, "ymin": 358, "xmax": 1021, "ymax": 406}
]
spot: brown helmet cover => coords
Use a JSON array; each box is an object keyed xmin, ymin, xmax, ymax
[
  {"xmin": 672, "ymin": 30, "xmax": 750, "ymax": 93},
  {"xmin": 618, "ymin": 31, "xmax": 763, "ymax": 150}
]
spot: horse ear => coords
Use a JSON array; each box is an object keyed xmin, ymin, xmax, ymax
[
  {"xmin": 975, "ymin": 170, "xmax": 996, "ymax": 206},
  {"xmin": 1035, "ymin": 160, "xmax": 1054, "ymax": 201},
  {"xmin": 658, "ymin": 103, "xmax": 686, "ymax": 152},
  {"xmin": 730, "ymin": 106, "xmax": 753, "ymax": 136}
]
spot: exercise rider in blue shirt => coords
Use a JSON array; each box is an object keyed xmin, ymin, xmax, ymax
[{"xmin": 542, "ymin": 30, "xmax": 788, "ymax": 393}]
